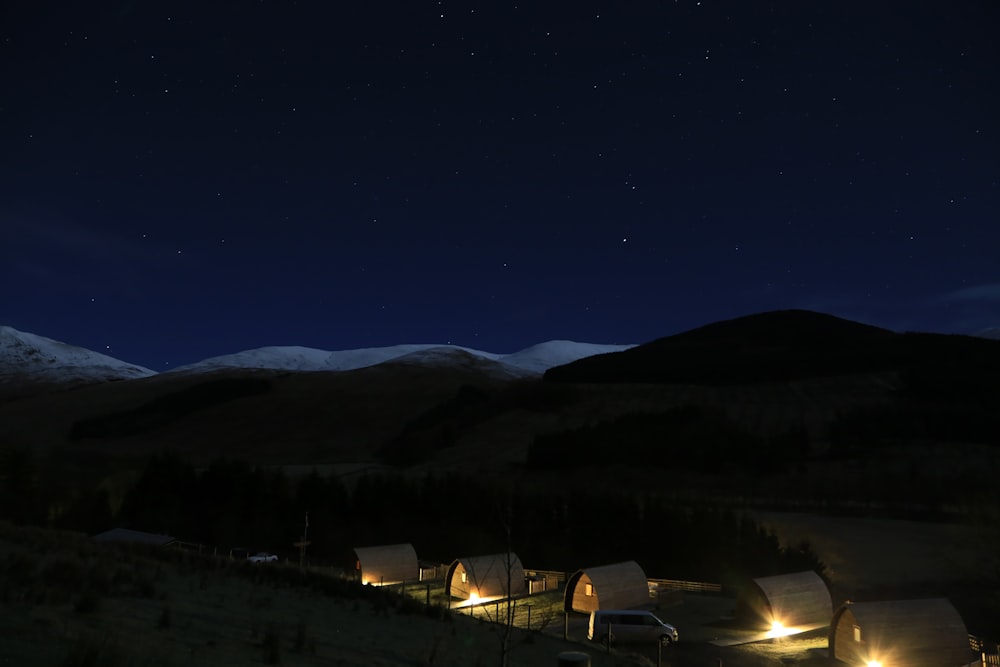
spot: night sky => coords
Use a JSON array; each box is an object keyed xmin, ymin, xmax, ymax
[{"xmin": 2, "ymin": 2, "xmax": 998, "ymax": 370}]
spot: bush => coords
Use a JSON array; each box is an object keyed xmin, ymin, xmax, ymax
[
  {"xmin": 74, "ymin": 589, "xmax": 102, "ymax": 614},
  {"xmin": 62, "ymin": 633, "xmax": 121, "ymax": 667},
  {"xmin": 158, "ymin": 605, "xmax": 172, "ymax": 629},
  {"xmin": 40, "ymin": 556, "xmax": 86, "ymax": 593},
  {"xmin": 262, "ymin": 626, "xmax": 281, "ymax": 664}
]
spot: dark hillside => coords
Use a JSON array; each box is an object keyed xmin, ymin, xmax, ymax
[
  {"xmin": 4, "ymin": 309, "xmax": 1000, "ymax": 523},
  {"xmin": 544, "ymin": 309, "xmax": 1000, "ymax": 386}
]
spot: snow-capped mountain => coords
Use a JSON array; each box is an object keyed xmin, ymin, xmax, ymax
[
  {"xmin": 168, "ymin": 340, "xmax": 636, "ymax": 376},
  {"xmin": 167, "ymin": 343, "xmax": 501, "ymax": 374},
  {"xmin": 0, "ymin": 326, "xmax": 156, "ymax": 384},
  {"xmin": 0, "ymin": 325, "xmax": 636, "ymax": 384},
  {"xmin": 498, "ymin": 340, "xmax": 632, "ymax": 374}
]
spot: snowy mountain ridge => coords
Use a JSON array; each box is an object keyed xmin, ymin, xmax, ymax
[
  {"xmin": 0, "ymin": 325, "xmax": 635, "ymax": 384},
  {"xmin": 0, "ymin": 326, "xmax": 157, "ymax": 384},
  {"xmin": 166, "ymin": 339, "xmax": 636, "ymax": 376}
]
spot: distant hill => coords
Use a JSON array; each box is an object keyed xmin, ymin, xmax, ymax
[
  {"xmin": 976, "ymin": 327, "xmax": 1000, "ymax": 341},
  {"xmin": 2, "ymin": 308, "xmax": 1000, "ymax": 521},
  {"xmin": 0, "ymin": 324, "xmax": 634, "ymax": 391},
  {"xmin": 543, "ymin": 309, "xmax": 1000, "ymax": 389},
  {"xmin": 0, "ymin": 326, "xmax": 156, "ymax": 386}
]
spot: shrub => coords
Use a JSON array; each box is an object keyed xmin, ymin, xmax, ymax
[
  {"xmin": 262, "ymin": 626, "xmax": 281, "ymax": 664},
  {"xmin": 74, "ymin": 589, "xmax": 101, "ymax": 614},
  {"xmin": 40, "ymin": 556, "xmax": 86, "ymax": 593},
  {"xmin": 61, "ymin": 633, "xmax": 121, "ymax": 667},
  {"xmin": 294, "ymin": 619, "xmax": 307, "ymax": 653}
]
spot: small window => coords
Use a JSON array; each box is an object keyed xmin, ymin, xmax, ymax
[
  {"xmin": 461, "ymin": 571, "xmax": 467, "ymax": 584},
  {"xmin": 853, "ymin": 625, "xmax": 862, "ymax": 642},
  {"xmin": 584, "ymin": 583, "xmax": 593, "ymax": 597}
]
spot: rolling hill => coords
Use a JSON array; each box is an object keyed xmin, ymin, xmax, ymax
[
  {"xmin": 2, "ymin": 310, "xmax": 1000, "ymax": 516},
  {"xmin": 544, "ymin": 309, "xmax": 1000, "ymax": 389}
]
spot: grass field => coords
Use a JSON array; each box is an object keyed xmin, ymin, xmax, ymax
[
  {"xmin": 0, "ymin": 521, "xmax": 653, "ymax": 667},
  {"xmin": 0, "ymin": 521, "xmax": 864, "ymax": 667}
]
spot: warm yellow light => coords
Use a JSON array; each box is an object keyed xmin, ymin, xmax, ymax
[
  {"xmin": 468, "ymin": 591, "xmax": 480, "ymax": 603},
  {"xmin": 866, "ymin": 661, "xmax": 882, "ymax": 667},
  {"xmin": 765, "ymin": 619, "xmax": 796, "ymax": 638}
]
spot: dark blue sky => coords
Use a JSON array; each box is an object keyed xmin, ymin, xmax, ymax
[{"xmin": 2, "ymin": 1, "xmax": 998, "ymax": 369}]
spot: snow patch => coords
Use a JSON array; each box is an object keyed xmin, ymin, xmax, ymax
[
  {"xmin": 1, "ymin": 324, "xmax": 637, "ymax": 384},
  {"xmin": 0, "ymin": 326, "xmax": 156, "ymax": 384},
  {"xmin": 169, "ymin": 340, "xmax": 636, "ymax": 375}
]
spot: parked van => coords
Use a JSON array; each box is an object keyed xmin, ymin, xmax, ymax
[{"xmin": 588, "ymin": 609, "xmax": 679, "ymax": 646}]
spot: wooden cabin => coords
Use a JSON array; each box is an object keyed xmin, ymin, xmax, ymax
[
  {"xmin": 564, "ymin": 560, "xmax": 649, "ymax": 613},
  {"xmin": 352, "ymin": 543, "xmax": 418, "ymax": 586},
  {"xmin": 737, "ymin": 570, "xmax": 832, "ymax": 630},
  {"xmin": 446, "ymin": 552, "xmax": 525, "ymax": 600},
  {"xmin": 829, "ymin": 598, "xmax": 975, "ymax": 667}
]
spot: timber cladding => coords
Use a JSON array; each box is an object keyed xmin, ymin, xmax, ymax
[
  {"xmin": 828, "ymin": 598, "xmax": 976, "ymax": 667},
  {"xmin": 445, "ymin": 553, "xmax": 525, "ymax": 600},
  {"xmin": 737, "ymin": 570, "xmax": 831, "ymax": 629},
  {"xmin": 352, "ymin": 543, "xmax": 418, "ymax": 586},
  {"xmin": 564, "ymin": 560, "xmax": 650, "ymax": 613}
]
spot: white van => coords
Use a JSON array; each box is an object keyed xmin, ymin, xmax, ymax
[{"xmin": 588, "ymin": 609, "xmax": 679, "ymax": 646}]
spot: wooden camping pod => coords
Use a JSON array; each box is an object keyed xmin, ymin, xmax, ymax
[
  {"xmin": 737, "ymin": 570, "xmax": 832, "ymax": 629},
  {"xmin": 564, "ymin": 560, "xmax": 650, "ymax": 613},
  {"xmin": 445, "ymin": 552, "xmax": 525, "ymax": 600},
  {"xmin": 828, "ymin": 598, "xmax": 975, "ymax": 667},
  {"xmin": 353, "ymin": 543, "xmax": 418, "ymax": 586}
]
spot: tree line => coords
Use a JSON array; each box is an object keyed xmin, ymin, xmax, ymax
[
  {"xmin": 0, "ymin": 449, "xmax": 825, "ymax": 589},
  {"xmin": 525, "ymin": 405, "xmax": 809, "ymax": 475}
]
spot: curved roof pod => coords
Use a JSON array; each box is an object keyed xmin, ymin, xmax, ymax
[
  {"xmin": 564, "ymin": 561, "xmax": 649, "ymax": 613},
  {"xmin": 352, "ymin": 543, "xmax": 418, "ymax": 586},
  {"xmin": 446, "ymin": 553, "xmax": 525, "ymax": 600},
  {"xmin": 737, "ymin": 570, "xmax": 832, "ymax": 630},
  {"xmin": 829, "ymin": 598, "xmax": 974, "ymax": 667}
]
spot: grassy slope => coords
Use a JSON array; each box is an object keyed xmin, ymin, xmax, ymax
[
  {"xmin": 0, "ymin": 522, "xmax": 646, "ymax": 667},
  {"xmin": 0, "ymin": 521, "xmax": 861, "ymax": 667}
]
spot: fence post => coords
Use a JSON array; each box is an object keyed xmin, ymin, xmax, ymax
[{"xmin": 557, "ymin": 651, "xmax": 590, "ymax": 666}]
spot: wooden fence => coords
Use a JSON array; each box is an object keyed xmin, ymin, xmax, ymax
[
  {"xmin": 969, "ymin": 635, "xmax": 1000, "ymax": 666},
  {"xmin": 647, "ymin": 577, "xmax": 722, "ymax": 593}
]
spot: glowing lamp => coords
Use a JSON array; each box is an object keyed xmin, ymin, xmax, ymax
[
  {"xmin": 469, "ymin": 591, "xmax": 480, "ymax": 603},
  {"xmin": 771, "ymin": 620, "xmax": 784, "ymax": 632},
  {"xmin": 866, "ymin": 661, "xmax": 882, "ymax": 667}
]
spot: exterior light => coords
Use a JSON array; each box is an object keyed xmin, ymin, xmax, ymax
[
  {"xmin": 766, "ymin": 619, "xmax": 795, "ymax": 638},
  {"xmin": 469, "ymin": 591, "xmax": 480, "ymax": 603},
  {"xmin": 866, "ymin": 661, "xmax": 882, "ymax": 667}
]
